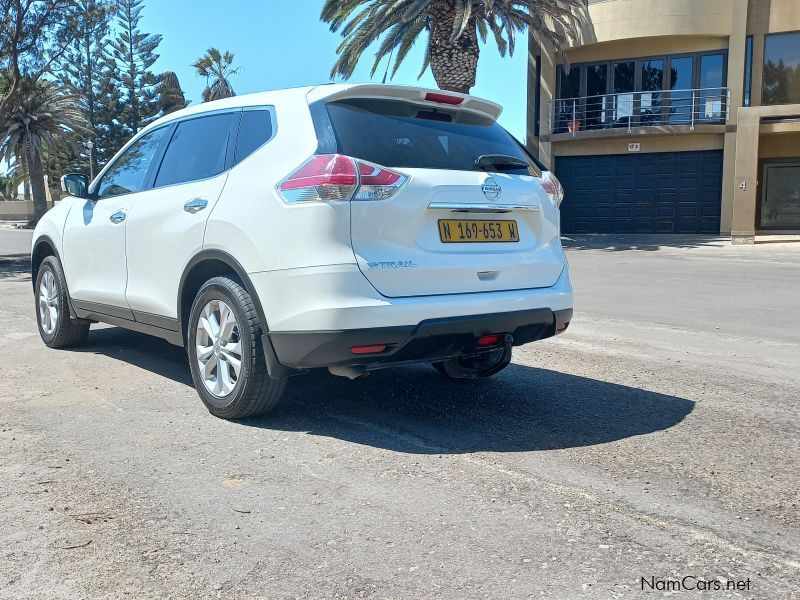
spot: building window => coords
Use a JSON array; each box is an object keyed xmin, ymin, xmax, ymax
[
  {"xmin": 744, "ymin": 36, "xmax": 753, "ymax": 107},
  {"xmin": 763, "ymin": 31, "xmax": 800, "ymax": 105},
  {"xmin": 640, "ymin": 59, "xmax": 665, "ymax": 124},
  {"xmin": 698, "ymin": 53, "xmax": 726, "ymax": 121},
  {"xmin": 668, "ymin": 56, "xmax": 694, "ymax": 124},
  {"xmin": 760, "ymin": 161, "xmax": 800, "ymax": 229},
  {"xmin": 554, "ymin": 50, "xmax": 727, "ymax": 133}
]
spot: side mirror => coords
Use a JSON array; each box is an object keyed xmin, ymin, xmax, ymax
[{"xmin": 61, "ymin": 173, "xmax": 90, "ymax": 199}]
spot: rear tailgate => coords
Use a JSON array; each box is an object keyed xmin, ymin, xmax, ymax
[
  {"xmin": 314, "ymin": 88, "xmax": 564, "ymax": 298},
  {"xmin": 351, "ymin": 168, "xmax": 563, "ymax": 297}
]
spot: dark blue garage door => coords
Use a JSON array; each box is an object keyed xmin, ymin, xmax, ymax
[{"xmin": 555, "ymin": 150, "xmax": 723, "ymax": 234}]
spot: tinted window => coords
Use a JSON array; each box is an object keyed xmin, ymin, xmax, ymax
[
  {"xmin": 763, "ymin": 31, "xmax": 800, "ymax": 105},
  {"xmin": 235, "ymin": 109, "xmax": 274, "ymax": 164},
  {"xmin": 585, "ymin": 64, "xmax": 608, "ymax": 128},
  {"xmin": 154, "ymin": 113, "xmax": 235, "ymax": 187},
  {"xmin": 668, "ymin": 56, "xmax": 694, "ymax": 124},
  {"xmin": 744, "ymin": 36, "xmax": 753, "ymax": 106},
  {"xmin": 699, "ymin": 54, "xmax": 725, "ymax": 121},
  {"xmin": 613, "ymin": 61, "xmax": 635, "ymax": 126},
  {"xmin": 325, "ymin": 99, "xmax": 534, "ymax": 174},
  {"xmin": 97, "ymin": 127, "xmax": 169, "ymax": 198},
  {"xmin": 558, "ymin": 66, "xmax": 580, "ymax": 98},
  {"xmin": 641, "ymin": 59, "xmax": 665, "ymax": 124}
]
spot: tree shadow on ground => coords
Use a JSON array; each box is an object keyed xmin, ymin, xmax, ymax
[
  {"xmin": 563, "ymin": 234, "xmax": 729, "ymax": 252},
  {"xmin": 0, "ymin": 254, "xmax": 31, "ymax": 281},
  {"xmin": 74, "ymin": 327, "xmax": 695, "ymax": 454}
]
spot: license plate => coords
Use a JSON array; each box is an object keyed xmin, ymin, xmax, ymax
[{"xmin": 438, "ymin": 219, "xmax": 519, "ymax": 243}]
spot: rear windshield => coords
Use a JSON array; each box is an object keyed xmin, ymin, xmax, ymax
[{"xmin": 322, "ymin": 98, "xmax": 538, "ymax": 175}]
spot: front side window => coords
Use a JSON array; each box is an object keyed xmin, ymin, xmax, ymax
[
  {"xmin": 763, "ymin": 31, "xmax": 800, "ymax": 105},
  {"xmin": 96, "ymin": 127, "xmax": 169, "ymax": 199},
  {"xmin": 154, "ymin": 112, "xmax": 236, "ymax": 188}
]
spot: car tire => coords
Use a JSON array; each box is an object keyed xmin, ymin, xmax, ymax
[
  {"xmin": 35, "ymin": 255, "xmax": 90, "ymax": 349},
  {"xmin": 432, "ymin": 348, "xmax": 511, "ymax": 379},
  {"xmin": 187, "ymin": 276, "xmax": 286, "ymax": 419}
]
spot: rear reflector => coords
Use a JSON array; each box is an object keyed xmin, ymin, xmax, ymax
[
  {"xmin": 278, "ymin": 154, "xmax": 407, "ymax": 203},
  {"xmin": 477, "ymin": 334, "xmax": 502, "ymax": 347},
  {"xmin": 425, "ymin": 92, "xmax": 464, "ymax": 105},
  {"xmin": 556, "ymin": 322, "xmax": 569, "ymax": 334},
  {"xmin": 350, "ymin": 344, "xmax": 387, "ymax": 355}
]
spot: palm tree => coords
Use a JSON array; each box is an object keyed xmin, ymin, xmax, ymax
[
  {"xmin": 158, "ymin": 70, "xmax": 188, "ymax": 115},
  {"xmin": 322, "ymin": 0, "xmax": 585, "ymax": 94},
  {"xmin": 193, "ymin": 48, "xmax": 239, "ymax": 102},
  {"xmin": 0, "ymin": 79, "xmax": 87, "ymax": 224}
]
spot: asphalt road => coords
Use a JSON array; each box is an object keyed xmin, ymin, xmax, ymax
[{"xmin": 1, "ymin": 228, "xmax": 799, "ymax": 599}]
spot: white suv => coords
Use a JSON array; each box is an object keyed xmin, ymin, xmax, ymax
[{"xmin": 32, "ymin": 84, "xmax": 573, "ymax": 419}]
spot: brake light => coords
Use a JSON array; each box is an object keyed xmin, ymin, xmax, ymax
[
  {"xmin": 277, "ymin": 154, "xmax": 407, "ymax": 203},
  {"xmin": 541, "ymin": 172, "xmax": 565, "ymax": 206},
  {"xmin": 425, "ymin": 92, "xmax": 464, "ymax": 105},
  {"xmin": 278, "ymin": 154, "xmax": 357, "ymax": 202}
]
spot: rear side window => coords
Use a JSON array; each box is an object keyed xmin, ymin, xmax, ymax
[
  {"xmin": 154, "ymin": 112, "xmax": 236, "ymax": 187},
  {"xmin": 234, "ymin": 108, "xmax": 275, "ymax": 164},
  {"xmin": 323, "ymin": 98, "xmax": 535, "ymax": 174}
]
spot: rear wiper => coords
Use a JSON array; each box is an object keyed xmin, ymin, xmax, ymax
[{"xmin": 474, "ymin": 154, "xmax": 531, "ymax": 172}]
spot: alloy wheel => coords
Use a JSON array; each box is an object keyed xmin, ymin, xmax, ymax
[
  {"xmin": 38, "ymin": 270, "xmax": 59, "ymax": 336},
  {"xmin": 195, "ymin": 299, "xmax": 243, "ymax": 397}
]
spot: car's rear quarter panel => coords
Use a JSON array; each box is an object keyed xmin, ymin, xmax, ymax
[{"xmin": 202, "ymin": 91, "xmax": 357, "ymax": 275}]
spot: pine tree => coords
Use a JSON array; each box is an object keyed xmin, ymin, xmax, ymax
[
  {"xmin": 93, "ymin": 55, "xmax": 128, "ymax": 167},
  {"xmin": 109, "ymin": 0, "xmax": 161, "ymax": 134},
  {"xmin": 58, "ymin": 0, "xmax": 114, "ymax": 175}
]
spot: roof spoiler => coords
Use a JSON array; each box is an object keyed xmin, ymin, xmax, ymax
[{"xmin": 308, "ymin": 84, "xmax": 503, "ymax": 122}]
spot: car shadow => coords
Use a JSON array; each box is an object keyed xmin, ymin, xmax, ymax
[
  {"xmin": 74, "ymin": 327, "xmax": 695, "ymax": 454},
  {"xmin": 0, "ymin": 253, "xmax": 31, "ymax": 281},
  {"xmin": 563, "ymin": 234, "xmax": 729, "ymax": 252}
]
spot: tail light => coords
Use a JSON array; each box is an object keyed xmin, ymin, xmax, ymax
[
  {"xmin": 541, "ymin": 171, "xmax": 564, "ymax": 207},
  {"xmin": 278, "ymin": 154, "xmax": 407, "ymax": 203}
]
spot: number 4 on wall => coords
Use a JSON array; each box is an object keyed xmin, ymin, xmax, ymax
[{"xmin": 739, "ymin": 180, "xmax": 748, "ymax": 191}]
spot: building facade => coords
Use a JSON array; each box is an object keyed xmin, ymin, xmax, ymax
[{"xmin": 526, "ymin": 0, "xmax": 800, "ymax": 242}]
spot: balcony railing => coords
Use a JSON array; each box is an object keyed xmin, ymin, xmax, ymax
[{"xmin": 547, "ymin": 87, "xmax": 730, "ymax": 136}]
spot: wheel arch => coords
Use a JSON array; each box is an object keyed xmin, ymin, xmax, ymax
[
  {"xmin": 31, "ymin": 235, "xmax": 61, "ymax": 292},
  {"xmin": 177, "ymin": 250, "xmax": 270, "ymax": 343}
]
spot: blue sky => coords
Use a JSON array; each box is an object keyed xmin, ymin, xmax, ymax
[{"xmin": 141, "ymin": 0, "xmax": 530, "ymax": 139}]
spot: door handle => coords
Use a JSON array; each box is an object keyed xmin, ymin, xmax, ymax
[
  {"xmin": 184, "ymin": 198, "xmax": 209, "ymax": 214},
  {"xmin": 109, "ymin": 210, "xmax": 127, "ymax": 224}
]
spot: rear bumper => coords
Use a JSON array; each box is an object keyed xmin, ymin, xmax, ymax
[
  {"xmin": 251, "ymin": 261, "xmax": 573, "ymax": 371},
  {"xmin": 268, "ymin": 308, "xmax": 572, "ymax": 369},
  {"xmin": 250, "ymin": 262, "xmax": 573, "ymax": 332}
]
